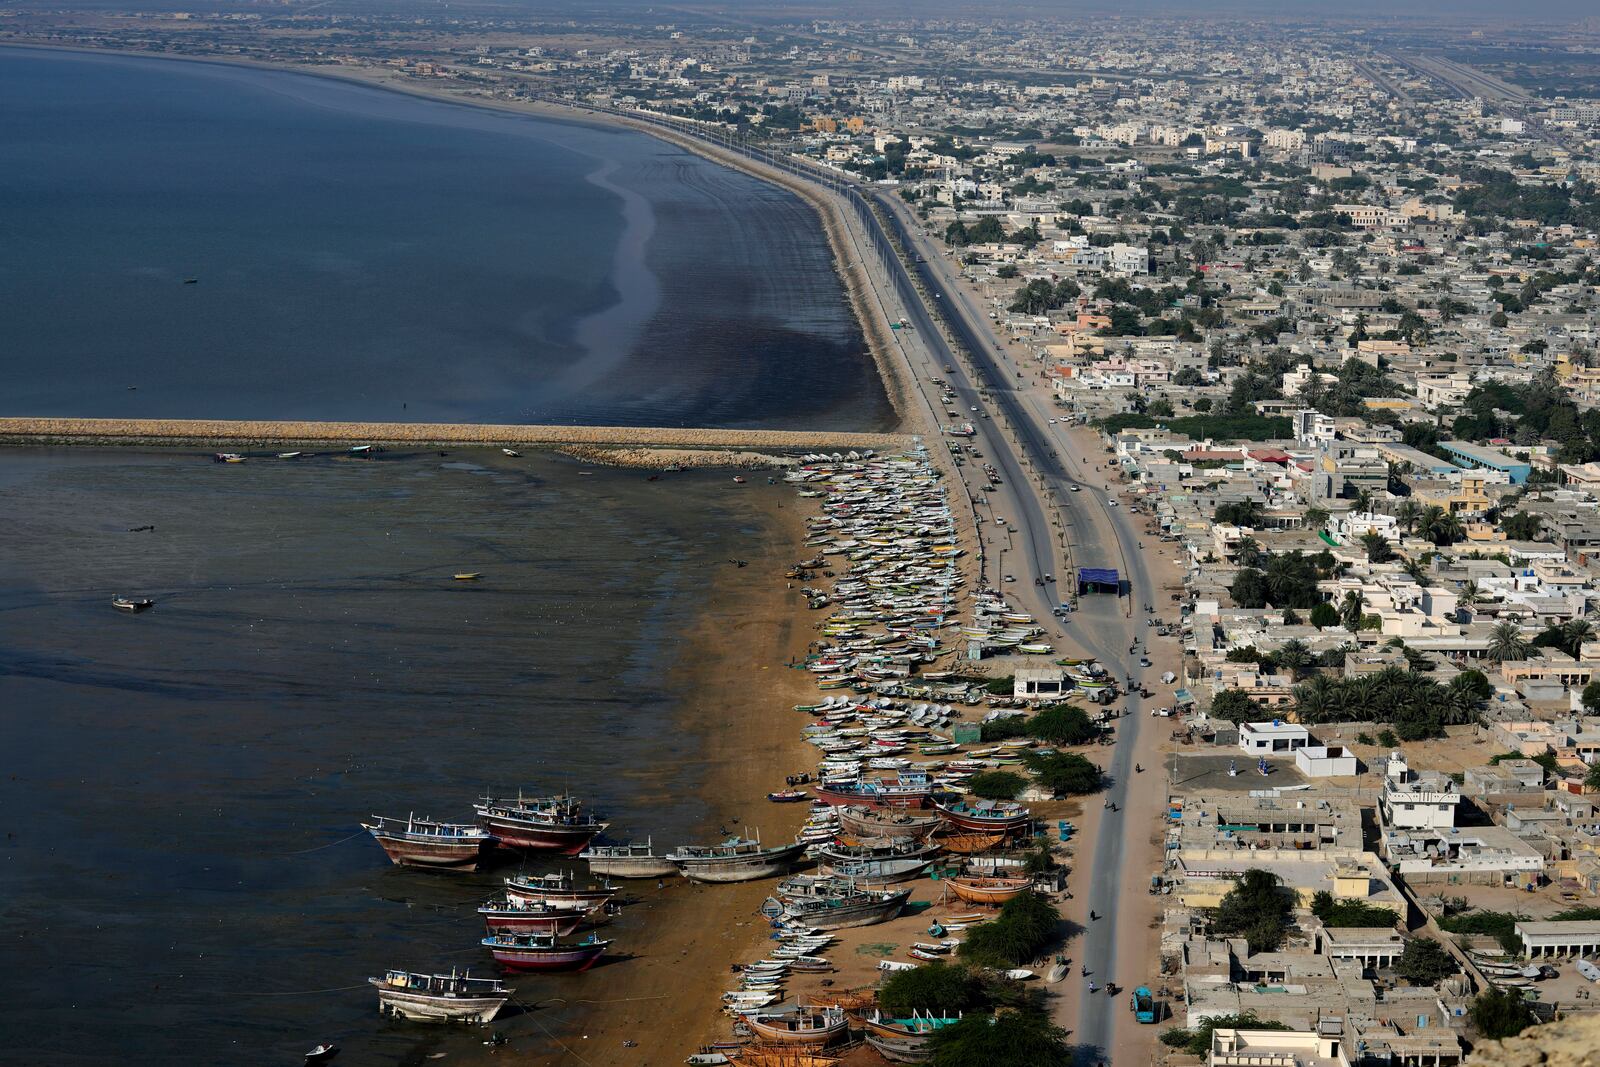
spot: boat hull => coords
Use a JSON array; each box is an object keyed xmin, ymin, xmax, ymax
[
  {"xmin": 485, "ymin": 942, "xmax": 606, "ymax": 973},
  {"xmin": 837, "ymin": 807, "xmax": 941, "ymax": 842},
  {"xmin": 479, "ymin": 815, "xmax": 605, "ymax": 855},
  {"xmin": 743, "ymin": 1016, "xmax": 846, "ymax": 1046},
  {"xmin": 375, "ymin": 989, "xmax": 508, "ymax": 1024},
  {"xmin": 672, "ymin": 843, "xmax": 806, "ymax": 884},
  {"xmin": 945, "ymin": 877, "xmax": 1032, "ymax": 906},
  {"xmin": 814, "ymin": 785, "xmax": 930, "ymax": 810},
  {"xmin": 933, "ymin": 803, "xmax": 1032, "ymax": 835},
  {"xmin": 365, "ymin": 832, "xmax": 487, "ymax": 871},
  {"xmin": 479, "ymin": 910, "xmax": 586, "ymax": 936},
  {"xmin": 580, "ymin": 852, "xmax": 678, "ymax": 879},
  {"xmin": 782, "ymin": 893, "xmax": 909, "ymax": 931},
  {"xmin": 864, "ymin": 1031, "xmax": 933, "ymax": 1063}
]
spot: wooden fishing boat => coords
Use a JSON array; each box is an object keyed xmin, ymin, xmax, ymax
[
  {"xmin": 668, "ymin": 836, "xmax": 806, "ymax": 883},
  {"xmin": 369, "ymin": 968, "xmax": 510, "ymax": 1023},
  {"xmin": 453, "ymin": 573, "xmax": 482, "ymax": 581},
  {"xmin": 477, "ymin": 897, "xmax": 591, "ymax": 936},
  {"xmin": 933, "ymin": 797, "xmax": 1033, "ymax": 835},
  {"xmin": 503, "ymin": 870, "xmax": 616, "ymax": 909},
  {"xmin": 741, "ymin": 1007, "xmax": 847, "ymax": 1046},
  {"xmin": 816, "ymin": 839, "xmax": 940, "ymax": 884},
  {"xmin": 934, "ymin": 831, "xmax": 1005, "ymax": 854},
  {"xmin": 944, "ymin": 875, "xmax": 1033, "ymax": 906},
  {"xmin": 858, "ymin": 1011, "xmax": 962, "ymax": 1063},
  {"xmin": 580, "ymin": 838, "xmax": 677, "ymax": 879},
  {"xmin": 481, "ymin": 932, "xmax": 609, "ymax": 973},
  {"xmin": 112, "ymin": 596, "xmax": 155, "ymax": 613},
  {"xmin": 475, "ymin": 794, "xmax": 608, "ymax": 855},
  {"xmin": 362, "ymin": 814, "xmax": 492, "ymax": 871},
  {"xmin": 814, "ymin": 772, "xmax": 934, "ymax": 810},
  {"xmin": 778, "ymin": 886, "xmax": 911, "ymax": 931},
  {"xmin": 837, "ymin": 806, "xmax": 942, "ymax": 842}
]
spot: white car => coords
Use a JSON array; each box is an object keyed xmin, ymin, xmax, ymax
[
  {"xmin": 1069, "ymin": 485, "xmax": 1081, "ymax": 492},
  {"xmin": 1003, "ymin": 574, "xmax": 1017, "ymax": 583},
  {"xmin": 1108, "ymin": 500, "xmax": 1119, "ymax": 507},
  {"xmin": 1047, "ymin": 418, "xmax": 1057, "ymax": 424},
  {"xmin": 995, "ymin": 517, "xmax": 1007, "ymax": 525}
]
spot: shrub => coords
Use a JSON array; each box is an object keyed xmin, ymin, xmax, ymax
[
  {"xmin": 1395, "ymin": 938, "xmax": 1456, "ymax": 983},
  {"xmin": 1026, "ymin": 705, "xmax": 1098, "ymax": 745},
  {"xmin": 1470, "ymin": 988, "xmax": 1536, "ymax": 1040},
  {"xmin": 926, "ymin": 1011, "xmax": 1072, "ymax": 1067},
  {"xmin": 957, "ymin": 892, "xmax": 1060, "ymax": 968},
  {"xmin": 968, "ymin": 771, "xmax": 1027, "ymax": 800},
  {"xmin": 1021, "ymin": 751, "xmax": 1102, "ymax": 796},
  {"xmin": 1213, "ymin": 869, "xmax": 1292, "ymax": 952}
]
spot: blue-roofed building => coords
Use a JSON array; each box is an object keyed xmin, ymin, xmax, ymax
[{"xmin": 1439, "ymin": 441, "xmax": 1531, "ymax": 485}]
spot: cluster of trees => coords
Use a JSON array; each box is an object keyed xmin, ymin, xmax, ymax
[
  {"xmin": 1008, "ymin": 277, "xmax": 1080, "ymax": 315},
  {"xmin": 1451, "ymin": 375, "xmax": 1600, "ymax": 464},
  {"xmin": 981, "ymin": 705, "xmax": 1099, "ymax": 746},
  {"xmin": 944, "ymin": 216, "xmax": 1009, "ymax": 247},
  {"xmin": 1470, "ymin": 988, "xmax": 1537, "ymax": 1041},
  {"xmin": 1310, "ymin": 890, "xmax": 1400, "ymax": 929},
  {"xmin": 880, "ymin": 961, "xmax": 1071, "ymax": 1067},
  {"xmin": 1212, "ymin": 665, "xmax": 1491, "ymax": 740},
  {"xmin": 1455, "ymin": 167, "xmax": 1600, "ymax": 229},
  {"xmin": 1227, "ymin": 549, "xmax": 1338, "ymax": 610},
  {"xmin": 1161, "ymin": 1013, "xmax": 1292, "ymax": 1056}
]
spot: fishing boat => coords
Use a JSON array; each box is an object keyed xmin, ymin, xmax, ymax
[
  {"xmin": 859, "ymin": 1011, "xmax": 962, "ymax": 1063},
  {"xmin": 304, "ymin": 1044, "xmax": 338, "ymax": 1064},
  {"xmin": 767, "ymin": 790, "xmax": 811, "ymax": 803},
  {"xmin": 112, "ymin": 596, "xmax": 155, "ymax": 613},
  {"xmin": 933, "ymin": 797, "xmax": 1033, "ymax": 835},
  {"xmin": 362, "ymin": 814, "xmax": 492, "ymax": 871},
  {"xmin": 503, "ymin": 870, "xmax": 616, "ymax": 909},
  {"xmin": 453, "ymin": 573, "xmax": 482, "ymax": 581},
  {"xmin": 668, "ymin": 836, "xmax": 806, "ymax": 883},
  {"xmin": 369, "ymin": 968, "xmax": 511, "ymax": 1023},
  {"xmin": 477, "ymin": 897, "xmax": 591, "ymax": 936},
  {"xmin": 481, "ymin": 932, "xmax": 610, "ymax": 973},
  {"xmin": 580, "ymin": 838, "xmax": 677, "ymax": 880},
  {"xmin": 778, "ymin": 885, "xmax": 911, "ymax": 931},
  {"xmin": 213, "ymin": 452, "xmax": 245, "ymax": 463},
  {"xmin": 741, "ymin": 1007, "xmax": 847, "ymax": 1046},
  {"xmin": 501, "ymin": 448, "xmax": 521, "ymax": 457},
  {"xmin": 816, "ymin": 839, "xmax": 940, "ymax": 883},
  {"xmin": 837, "ymin": 806, "xmax": 942, "ymax": 843},
  {"xmin": 944, "ymin": 875, "xmax": 1034, "ymax": 906},
  {"xmin": 814, "ymin": 771, "xmax": 935, "ymax": 810},
  {"xmin": 277, "ymin": 451, "xmax": 304, "ymax": 459},
  {"xmin": 475, "ymin": 794, "xmax": 608, "ymax": 855}
]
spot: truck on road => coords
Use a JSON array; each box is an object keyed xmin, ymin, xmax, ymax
[{"xmin": 1131, "ymin": 986, "xmax": 1157, "ymax": 1023}]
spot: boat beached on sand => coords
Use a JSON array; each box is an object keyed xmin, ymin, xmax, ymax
[
  {"xmin": 741, "ymin": 1006, "xmax": 848, "ymax": 1046},
  {"xmin": 476, "ymin": 897, "xmax": 592, "ymax": 936},
  {"xmin": 668, "ymin": 835, "xmax": 806, "ymax": 883},
  {"xmin": 362, "ymin": 814, "xmax": 493, "ymax": 871},
  {"xmin": 776, "ymin": 885, "xmax": 912, "ymax": 931},
  {"xmin": 369, "ymin": 968, "xmax": 510, "ymax": 1023},
  {"xmin": 933, "ymin": 797, "xmax": 1034, "ymax": 836},
  {"xmin": 579, "ymin": 837, "xmax": 677, "ymax": 879},
  {"xmin": 837, "ymin": 805, "xmax": 942, "ymax": 843},
  {"xmin": 502, "ymin": 870, "xmax": 616, "ymax": 910},
  {"xmin": 944, "ymin": 875, "xmax": 1034, "ymax": 906}
]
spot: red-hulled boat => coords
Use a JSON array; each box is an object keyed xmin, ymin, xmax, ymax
[
  {"xmin": 482, "ymin": 932, "xmax": 610, "ymax": 973},
  {"xmin": 475, "ymin": 794, "xmax": 609, "ymax": 855},
  {"xmin": 932, "ymin": 797, "xmax": 1033, "ymax": 835},
  {"xmin": 477, "ymin": 897, "xmax": 591, "ymax": 936},
  {"xmin": 362, "ymin": 813, "xmax": 493, "ymax": 871},
  {"xmin": 503, "ymin": 870, "xmax": 617, "ymax": 911},
  {"xmin": 813, "ymin": 771, "xmax": 934, "ymax": 810}
]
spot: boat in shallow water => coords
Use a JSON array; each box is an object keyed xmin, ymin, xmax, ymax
[
  {"xmin": 362, "ymin": 813, "xmax": 492, "ymax": 871},
  {"xmin": 369, "ymin": 968, "xmax": 510, "ymax": 1023},
  {"xmin": 502, "ymin": 870, "xmax": 616, "ymax": 909},
  {"xmin": 477, "ymin": 896, "xmax": 591, "ymax": 935},
  {"xmin": 481, "ymin": 931, "xmax": 610, "ymax": 973},
  {"xmin": 580, "ymin": 837, "xmax": 677, "ymax": 879},
  {"xmin": 667, "ymin": 836, "xmax": 806, "ymax": 883}
]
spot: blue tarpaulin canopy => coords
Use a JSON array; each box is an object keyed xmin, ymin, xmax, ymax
[{"xmin": 1077, "ymin": 567, "xmax": 1120, "ymax": 594}]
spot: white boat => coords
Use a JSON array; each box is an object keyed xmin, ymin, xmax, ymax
[
  {"xmin": 502, "ymin": 448, "xmax": 522, "ymax": 457},
  {"xmin": 369, "ymin": 969, "xmax": 510, "ymax": 1023}
]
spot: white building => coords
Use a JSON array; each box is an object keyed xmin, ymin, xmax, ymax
[
  {"xmin": 1379, "ymin": 755, "xmax": 1461, "ymax": 830},
  {"xmin": 1239, "ymin": 721, "xmax": 1310, "ymax": 755},
  {"xmin": 1297, "ymin": 744, "xmax": 1359, "ymax": 778}
]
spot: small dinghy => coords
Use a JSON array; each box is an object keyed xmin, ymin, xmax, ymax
[{"xmin": 304, "ymin": 1044, "xmax": 339, "ymax": 1064}]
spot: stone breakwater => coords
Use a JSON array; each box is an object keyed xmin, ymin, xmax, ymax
[
  {"xmin": 0, "ymin": 417, "xmax": 913, "ymax": 454},
  {"xmin": 557, "ymin": 445, "xmax": 796, "ymax": 469}
]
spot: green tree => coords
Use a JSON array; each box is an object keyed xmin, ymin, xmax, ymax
[
  {"xmin": 1487, "ymin": 621, "xmax": 1531, "ymax": 664},
  {"xmin": 1394, "ymin": 938, "xmax": 1456, "ymax": 984},
  {"xmin": 1022, "ymin": 751, "xmax": 1102, "ymax": 796},
  {"xmin": 1209, "ymin": 688, "xmax": 1262, "ymax": 724},
  {"xmin": 1213, "ymin": 869, "xmax": 1292, "ymax": 952},
  {"xmin": 926, "ymin": 1011, "xmax": 1072, "ymax": 1067},
  {"xmin": 1361, "ymin": 530, "xmax": 1395, "ymax": 563},
  {"xmin": 1214, "ymin": 500, "xmax": 1265, "ymax": 527},
  {"xmin": 1305, "ymin": 507, "xmax": 1331, "ymax": 530},
  {"xmin": 1310, "ymin": 602, "xmax": 1340, "ymax": 629},
  {"xmin": 968, "ymin": 771, "xmax": 1027, "ymax": 800},
  {"xmin": 1502, "ymin": 512, "xmax": 1544, "ymax": 541},
  {"xmin": 1026, "ymin": 706, "xmax": 1099, "ymax": 746},
  {"xmin": 1582, "ymin": 680, "xmax": 1600, "ymax": 713},
  {"xmin": 958, "ymin": 892, "xmax": 1060, "ymax": 968},
  {"xmin": 1469, "ymin": 988, "xmax": 1536, "ymax": 1040},
  {"xmin": 1340, "ymin": 590, "xmax": 1365, "ymax": 633},
  {"xmin": 1275, "ymin": 639, "xmax": 1314, "ymax": 679},
  {"xmin": 878, "ymin": 962, "xmax": 984, "ymax": 1017}
]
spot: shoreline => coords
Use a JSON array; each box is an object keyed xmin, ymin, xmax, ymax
[{"xmin": 0, "ymin": 40, "xmax": 916, "ymax": 437}]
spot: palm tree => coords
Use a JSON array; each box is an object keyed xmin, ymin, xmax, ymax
[
  {"xmin": 1486, "ymin": 621, "xmax": 1531, "ymax": 665},
  {"xmin": 1340, "ymin": 590, "xmax": 1365, "ymax": 634},
  {"xmin": 1401, "ymin": 557, "xmax": 1430, "ymax": 584},
  {"xmin": 1293, "ymin": 674, "xmax": 1340, "ymax": 723},
  {"xmin": 1276, "ymin": 639, "xmax": 1314, "ymax": 680},
  {"xmin": 1562, "ymin": 619, "xmax": 1596, "ymax": 658},
  {"xmin": 1396, "ymin": 500, "xmax": 1422, "ymax": 535},
  {"xmin": 1417, "ymin": 505, "xmax": 1465, "ymax": 547},
  {"xmin": 1354, "ymin": 487, "xmax": 1375, "ymax": 514},
  {"xmin": 1237, "ymin": 536, "xmax": 1265, "ymax": 569}
]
